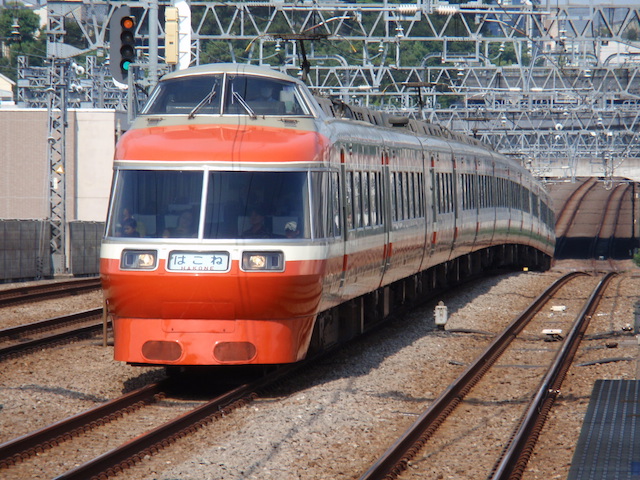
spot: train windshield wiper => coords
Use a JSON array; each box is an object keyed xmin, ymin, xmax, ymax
[
  {"xmin": 188, "ymin": 84, "xmax": 218, "ymax": 119},
  {"xmin": 232, "ymin": 90, "xmax": 257, "ymax": 119}
]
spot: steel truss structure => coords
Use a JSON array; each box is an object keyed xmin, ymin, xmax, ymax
[{"xmin": 22, "ymin": 1, "xmax": 640, "ymax": 188}]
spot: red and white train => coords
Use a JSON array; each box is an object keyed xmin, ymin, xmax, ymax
[{"xmin": 100, "ymin": 63, "xmax": 555, "ymax": 367}]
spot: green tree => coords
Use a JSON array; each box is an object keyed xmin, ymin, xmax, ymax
[{"xmin": 0, "ymin": 3, "xmax": 45, "ymax": 81}]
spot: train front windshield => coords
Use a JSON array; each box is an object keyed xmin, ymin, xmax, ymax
[
  {"xmin": 141, "ymin": 74, "xmax": 309, "ymax": 117},
  {"xmin": 106, "ymin": 170, "xmax": 312, "ymax": 240}
]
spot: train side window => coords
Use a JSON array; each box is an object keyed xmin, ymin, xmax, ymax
[
  {"xmin": 396, "ymin": 172, "xmax": 404, "ymax": 220},
  {"xmin": 443, "ymin": 173, "xmax": 451, "ymax": 213},
  {"xmin": 362, "ymin": 172, "xmax": 370, "ymax": 227},
  {"xmin": 331, "ymin": 172, "xmax": 341, "ymax": 237},
  {"xmin": 406, "ymin": 173, "xmax": 412, "ymax": 219},
  {"xmin": 418, "ymin": 172, "xmax": 425, "ymax": 217},
  {"xmin": 353, "ymin": 171, "xmax": 362, "ymax": 229},
  {"xmin": 444, "ymin": 173, "xmax": 450, "ymax": 213},
  {"xmin": 502, "ymin": 179, "xmax": 507, "ymax": 207},
  {"xmin": 483, "ymin": 176, "xmax": 488, "ymax": 208},
  {"xmin": 442, "ymin": 173, "xmax": 448, "ymax": 213},
  {"xmin": 310, "ymin": 171, "xmax": 340, "ymax": 239},
  {"xmin": 532, "ymin": 193, "xmax": 539, "ymax": 217},
  {"xmin": 390, "ymin": 172, "xmax": 397, "ymax": 222},
  {"xmin": 416, "ymin": 172, "xmax": 424, "ymax": 218},
  {"xmin": 406, "ymin": 172, "xmax": 414, "ymax": 219},
  {"xmin": 461, "ymin": 174, "xmax": 468, "ymax": 210},
  {"xmin": 345, "ymin": 171, "xmax": 354, "ymax": 231},
  {"xmin": 435, "ymin": 173, "xmax": 442, "ymax": 214},
  {"xmin": 471, "ymin": 174, "xmax": 478, "ymax": 210},
  {"xmin": 370, "ymin": 172, "xmax": 381, "ymax": 225},
  {"xmin": 403, "ymin": 172, "xmax": 410, "ymax": 220},
  {"xmin": 485, "ymin": 175, "xmax": 490, "ymax": 208}
]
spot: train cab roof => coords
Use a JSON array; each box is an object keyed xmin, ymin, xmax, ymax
[{"xmin": 158, "ymin": 62, "xmax": 302, "ymax": 84}]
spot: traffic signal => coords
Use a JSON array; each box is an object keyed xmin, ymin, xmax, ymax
[{"xmin": 109, "ymin": 7, "xmax": 137, "ymax": 84}]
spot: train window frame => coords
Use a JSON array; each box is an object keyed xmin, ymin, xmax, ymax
[
  {"xmin": 345, "ymin": 171, "xmax": 354, "ymax": 231},
  {"xmin": 414, "ymin": 172, "xmax": 424, "ymax": 218},
  {"xmin": 331, "ymin": 171, "xmax": 342, "ymax": 237},
  {"xmin": 309, "ymin": 169, "xmax": 342, "ymax": 239},
  {"xmin": 223, "ymin": 74, "xmax": 312, "ymax": 117},
  {"xmin": 370, "ymin": 171, "xmax": 380, "ymax": 226},
  {"xmin": 142, "ymin": 74, "xmax": 223, "ymax": 116},
  {"xmin": 105, "ymin": 168, "xmax": 205, "ymax": 239},
  {"xmin": 397, "ymin": 171, "xmax": 403, "ymax": 222},
  {"xmin": 390, "ymin": 172, "xmax": 398, "ymax": 222},
  {"xmin": 403, "ymin": 172, "xmax": 411, "ymax": 220},
  {"xmin": 204, "ymin": 169, "xmax": 311, "ymax": 240},
  {"xmin": 362, "ymin": 171, "xmax": 370, "ymax": 228},
  {"xmin": 141, "ymin": 72, "xmax": 315, "ymax": 118},
  {"xmin": 353, "ymin": 171, "xmax": 362, "ymax": 229}
]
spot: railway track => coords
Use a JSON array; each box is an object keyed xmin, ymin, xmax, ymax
[
  {"xmin": 358, "ymin": 271, "xmax": 615, "ymax": 480},
  {"xmin": 0, "ymin": 360, "xmax": 309, "ymax": 479},
  {"xmin": 0, "ymin": 308, "xmax": 104, "ymax": 359},
  {"xmin": 553, "ymin": 178, "xmax": 636, "ymax": 262},
  {"xmin": 0, "ymin": 268, "xmax": 628, "ymax": 478},
  {"xmin": 0, "ymin": 278, "xmax": 101, "ymax": 307}
]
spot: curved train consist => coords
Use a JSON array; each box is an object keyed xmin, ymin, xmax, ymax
[{"xmin": 100, "ymin": 63, "xmax": 555, "ymax": 367}]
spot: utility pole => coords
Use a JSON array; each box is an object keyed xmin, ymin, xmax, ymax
[{"xmin": 45, "ymin": 3, "xmax": 68, "ymax": 274}]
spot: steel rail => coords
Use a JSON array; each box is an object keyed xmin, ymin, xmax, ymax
[
  {"xmin": 0, "ymin": 278, "xmax": 101, "ymax": 307},
  {"xmin": 52, "ymin": 364, "xmax": 301, "ymax": 480},
  {"xmin": 488, "ymin": 271, "xmax": 616, "ymax": 480},
  {"xmin": 0, "ymin": 309, "xmax": 104, "ymax": 359},
  {"xmin": 358, "ymin": 271, "xmax": 587, "ymax": 480},
  {"xmin": 0, "ymin": 382, "xmax": 166, "ymax": 468},
  {"xmin": 0, "ymin": 308, "xmax": 102, "ymax": 340}
]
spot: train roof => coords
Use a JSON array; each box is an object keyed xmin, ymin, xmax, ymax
[{"xmin": 159, "ymin": 63, "xmax": 305, "ymax": 86}]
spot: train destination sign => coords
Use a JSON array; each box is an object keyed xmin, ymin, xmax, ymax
[{"xmin": 168, "ymin": 251, "xmax": 230, "ymax": 272}]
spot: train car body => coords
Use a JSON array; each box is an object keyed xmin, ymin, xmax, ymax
[{"xmin": 100, "ymin": 63, "xmax": 555, "ymax": 367}]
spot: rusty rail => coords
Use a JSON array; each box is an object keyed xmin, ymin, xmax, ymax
[{"xmin": 358, "ymin": 271, "xmax": 586, "ymax": 480}]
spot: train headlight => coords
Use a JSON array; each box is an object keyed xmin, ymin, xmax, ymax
[
  {"xmin": 120, "ymin": 250, "xmax": 158, "ymax": 270},
  {"xmin": 241, "ymin": 251, "xmax": 284, "ymax": 271}
]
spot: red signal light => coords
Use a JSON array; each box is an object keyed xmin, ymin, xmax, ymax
[{"xmin": 121, "ymin": 16, "xmax": 135, "ymax": 30}]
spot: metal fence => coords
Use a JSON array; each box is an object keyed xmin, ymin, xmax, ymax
[
  {"xmin": 0, "ymin": 220, "xmax": 104, "ymax": 282},
  {"xmin": 69, "ymin": 221, "xmax": 104, "ymax": 276}
]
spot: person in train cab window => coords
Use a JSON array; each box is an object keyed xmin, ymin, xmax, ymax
[
  {"xmin": 242, "ymin": 205, "xmax": 270, "ymax": 238},
  {"xmin": 121, "ymin": 218, "xmax": 140, "ymax": 238},
  {"xmin": 163, "ymin": 210, "xmax": 197, "ymax": 238},
  {"xmin": 284, "ymin": 221, "xmax": 300, "ymax": 238},
  {"xmin": 259, "ymin": 83, "xmax": 276, "ymax": 102},
  {"xmin": 115, "ymin": 206, "xmax": 134, "ymax": 236}
]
